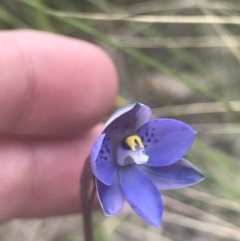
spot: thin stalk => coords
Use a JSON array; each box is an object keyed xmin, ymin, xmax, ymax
[{"xmin": 80, "ymin": 157, "xmax": 96, "ymax": 241}]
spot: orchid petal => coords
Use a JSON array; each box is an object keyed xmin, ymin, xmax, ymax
[
  {"xmin": 90, "ymin": 134, "xmax": 117, "ymax": 185},
  {"xmin": 104, "ymin": 103, "xmax": 137, "ymax": 129},
  {"xmin": 96, "ymin": 175, "xmax": 124, "ymax": 216},
  {"xmin": 104, "ymin": 103, "xmax": 152, "ymax": 146},
  {"xmin": 120, "ymin": 165, "xmax": 163, "ymax": 226},
  {"xmin": 137, "ymin": 118, "xmax": 195, "ymax": 166},
  {"xmin": 140, "ymin": 158, "xmax": 204, "ymax": 190}
]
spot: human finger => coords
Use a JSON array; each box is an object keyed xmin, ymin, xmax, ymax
[
  {"xmin": 0, "ymin": 124, "xmax": 102, "ymax": 222},
  {"xmin": 0, "ymin": 30, "xmax": 117, "ymax": 136}
]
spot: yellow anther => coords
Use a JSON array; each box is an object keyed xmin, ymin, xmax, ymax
[{"xmin": 124, "ymin": 135, "xmax": 144, "ymax": 151}]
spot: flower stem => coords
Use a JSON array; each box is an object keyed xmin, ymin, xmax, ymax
[{"xmin": 80, "ymin": 156, "xmax": 96, "ymax": 241}]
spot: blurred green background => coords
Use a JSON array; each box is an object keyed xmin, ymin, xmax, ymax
[{"xmin": 1, "ymin": 0, "xmax": 240, "ymax": 240}]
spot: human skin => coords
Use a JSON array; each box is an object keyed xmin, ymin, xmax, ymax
[{"xmin": 0, "ymin": 30, "xmax": 117, "ymax": 223}]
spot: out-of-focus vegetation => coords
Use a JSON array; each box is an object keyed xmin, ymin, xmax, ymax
[{"xmin": 1, "ymin": 0, "xmax": 240, "ymax": 240}]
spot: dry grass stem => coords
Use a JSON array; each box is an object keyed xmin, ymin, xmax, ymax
[
  {"xmin": 191, "ymin": 123, "xmax": 240, "ymax": 134},
  {"xmin": 152, "ymin": 100, "xmax": 240, "ymax": 117},
  {"xmin": 198, "ymin": 2, "xmax": 240, "ymax": 63},
  {"xmin": 181, "ymin": 188, "xmax": 240, "ymax": 212},
  {"xmin": 163, "ymin": 195, "xmax": 238, "ymax": 228},
  {"xmin": 163, "ymin": 211, "xmax": 240, "ymax": 239},
  {"xmin": 110, "ymin": 35, "xmax": 240, "ymax": 48},
  {"xmin": 47, "ymin": 10, "xmax": 240, "ymax": 25}
]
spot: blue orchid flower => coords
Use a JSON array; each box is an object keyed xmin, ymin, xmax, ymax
[{"xmin": 90, "ymin": 103, "xmax": 204, "ymax": 226}]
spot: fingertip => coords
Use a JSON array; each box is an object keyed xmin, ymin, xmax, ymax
[{"xmin": 0, "ymin": 30, "xmax": 118, "ymax": 135}]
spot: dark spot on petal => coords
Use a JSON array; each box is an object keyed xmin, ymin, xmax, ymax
[
  {"xmin": 145, "ymin": 132, "xmax": 149, "ymax": 137},
  {"xmin": 141, "ymin": 136, "xmax": 144, "ymax": 142},
  {"xmin": 124, "ymin": 122, "xmax": 129, "ymax": 130},
  {"xmin": 107, "ymin": 148, "xmax": 110, "ymax": 153},
  {"xmin": 147, "ymin": 139, "xmax": 151, "ymax": 142},
  {"xmin": 152, "ymin": 128, "xmax": 155, "ymax": 131},
  {"xmin": 154, "ymin": 139, "xmax": 159, "ymax": 143},
  {"xmin": 104, "ymin": 156, "xmax": 108, "ymax": 161},
  {"xmin": 100, "ymin": 150, "xmax": 104, "ymax": 154}
]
